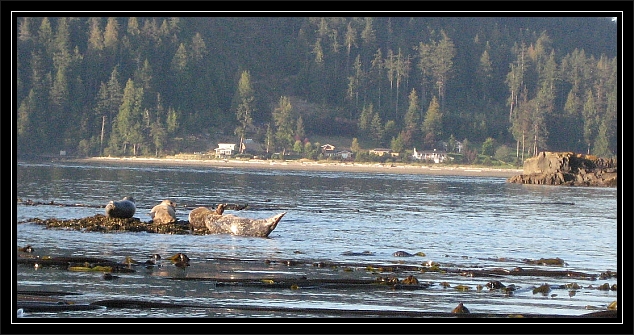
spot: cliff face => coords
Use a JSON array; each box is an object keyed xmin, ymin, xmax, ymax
[{"xmin": 507, "ymin": 152, "xmax": 617, "ymax": 187}]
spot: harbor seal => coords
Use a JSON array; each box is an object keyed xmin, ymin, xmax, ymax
[
  {"xmin": 188, "ymin": 203, "xmax": 284, "ymax": 237},
  {"xmin": 105, "ymin": 196, "xmax": 136, "ymax": 218},
  {"xmin": 203, "ymin": 212, "xmax": 286, "ymax": 237},
  {"xmin": 188, "ymin": 206, "xmax": 214, "ymax": 232},
  {"xmin": 149, "ymin": 200, "xmax": 177, "ymax": 224},
  {"xmin": 393, "ymin": 251, "xmax": 414, "ymax": 257},
  {"xmin": 188, "ymin": 204, "xmax": 226, "ymax": 232}
]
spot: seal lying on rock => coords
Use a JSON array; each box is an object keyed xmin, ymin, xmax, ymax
[
  {"xmin": 188, "ymin": 204, "xmax": 285, "ymax": 237},
  {"xmin": 105, "ymin": 196, "xmax": 136, "ymax": 218},
  {"xmin": 149, "ymin": 200, "xmax": 177, "ymax": 224}
]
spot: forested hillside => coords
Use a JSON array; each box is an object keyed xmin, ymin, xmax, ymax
[{"xmin": 14, "ymin": 16, "xmax": 619, "ymax": 160}]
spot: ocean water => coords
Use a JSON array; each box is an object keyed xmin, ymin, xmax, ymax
[{"xmin": 13, "ymin": 160, "xmax": 620, "ymax": 322}]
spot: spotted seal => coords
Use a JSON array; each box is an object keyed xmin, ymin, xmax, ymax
[
  {"xmin": 188, "ymin": 204, "xmax": 226, "ymax": 232},
  {"xmin": 188, "ymin": 207, "xmax": 214, "ymax": 232},
  {"xmin": 188, "ymin": 205, "xmax": 285, "ymax": 237},
  {"xmin": 149, "ymin": 200, "xmax": 177, "ymax": 224},
  {"xmin": 105, "ymin": 196, "xmax": 136, "ymax": 218},
  {"xmin": 204, "ymin": 212, "xmax": 285, "ymax": 237}
]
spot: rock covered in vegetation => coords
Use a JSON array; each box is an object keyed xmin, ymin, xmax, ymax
[{"xmin": 507, "ymin": 151, "xmax": 617, "ymax": 187}]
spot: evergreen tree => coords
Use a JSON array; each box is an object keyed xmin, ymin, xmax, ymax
[
  {"xmin": 110, "ymin": 79, "xmax": 144, "ymax": 156},
  {"xmin": 360, "ymin": 17, "xmax": 376, "ymax": 64},
  {"xmin": 350, "ymin": 137, "xmax": 361, "ymax": 154},
  {"xmin": 370, "ymin": 112, "xmax": 384, "ymax": 144},
  {"xmin": 273, "ymin": 96, "xmax": 294, "ymax": 155},
  {"xmin": 422, "ymin": 96, "xmax": 443, "ymax": 148},
  {"xmin": 369, "ymin": 48, "xmax": 384, "ymax": 111},
  {"xmin": 404, "ymin": 88, "xmax": 420, "ymax": 131},
  {"xmin": 150, "ymin": 119, "xmax": 166, "ymax": 157},
  {"xmin": 477, "ymin": 45, "xmax": 493, "ymax": 101},
  {"xmin": 358, "ymin": 103, "xmax": 374, "ymax": 134},
  {"xmin": 481, "ymin": 137, "xmax": 495, "ymax": 156},
  {"xmin": 582, "ymin": 89, "xmax": 598, "ymax": 155},
  {"xmin": 235, "ymin": 70, "xmax": 255, "ymax": 153},
  {"xmin": 88, "ymin": 17, "xmax": 104, "ymax": 52},
  {"xmin": 344, "ymin": 21, "xmax": 357, "ymax": 74},
  {"xmin": 295, "ymin": 115, "xmax": 305, "ymax": 141},
  {"xmin": 416, "ymin": 41, "xmax": 434, "ymax": 108},
  {"xmin": 431, "ymin": 30, "xmax": 455, "ymax": 111},
  {"xmin": 390, "ymin": 132, "xmax": 405, "ymax": 154}
]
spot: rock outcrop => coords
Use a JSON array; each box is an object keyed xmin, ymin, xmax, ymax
[{"xmin": 507, "ymin": 151, "xmax": 617, "ymax": 187}]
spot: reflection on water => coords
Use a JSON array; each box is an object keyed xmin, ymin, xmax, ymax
[{"xmin": 14, "ymin": 161, "xmax": 619, "ymax": 319}]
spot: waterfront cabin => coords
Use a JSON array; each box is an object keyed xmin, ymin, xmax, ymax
[
  {"xmin": 214, "ymin": 143, "xmax": 236, "ymax": 157},
  {"xmin": 412, "ymin": 148, "xmax": 447, "ymax": 163}
]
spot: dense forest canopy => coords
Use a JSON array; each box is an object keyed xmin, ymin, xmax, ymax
[{"xmin": 13, "ymin": 15, "xmax": 619, "ymax": 161}]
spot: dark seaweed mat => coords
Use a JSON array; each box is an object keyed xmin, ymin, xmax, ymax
[{"xmin": 23, "ymin": 215, "xmax": 206, "ymax": 235}]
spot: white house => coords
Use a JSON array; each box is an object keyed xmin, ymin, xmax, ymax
[
  {"xmin": 412, "ymin": 148, "xmax": 448, "ymax": 163},
  {"xmin": 214, "ymin": 143, "xmax": 236, "ymax": 156}
]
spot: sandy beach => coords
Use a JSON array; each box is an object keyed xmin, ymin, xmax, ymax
[{"xmin": 70, "ymin": 156, "xmax": 524, "ymax": 178}]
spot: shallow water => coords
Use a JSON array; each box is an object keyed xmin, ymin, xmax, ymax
[{"xmin": 13, "ymin": 161, "xmax": 620, "ymax": 320}]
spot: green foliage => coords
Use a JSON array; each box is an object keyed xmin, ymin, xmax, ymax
[
  {"xmin": 357, "ymin": 103, "xmax": 373, "ymax": 133},
  {"xmin": 110, "ymin": 79, "xmax": 144, "ymax": 156},
  {"xmin": 370, "ymin": 113, "xmax": 384, "ymax": 144},
  {"xmin": 150, "ymin": 120, "xmax": 167, "ymax": 156},
  {"xmin": 14, "ymin": 17, "xmax": 617, "ymax": 157},
  {"xmin": 390, "ymin": 133, "xmax": 405, "ymax": 154},
  {"xmin": 350, "ymin": 137, "xmax": 361, "ymax": 154},
  {"xmin": 235, "ymin": 70, "xmax": 255, "ymax": 153},
  {"xmin": 481, "ymin": 137, "xmax": 495, "ymax": 156},
  {"xmin": 447, "ymin": 134, "xmax": 457, "ymax": 153},
  {"xmin": 166, "ymin": 107, "xmax": 179, "ymax": 134},
  {"xmin": 404, "ymin": 88, "xmax": 420, "ymax": 131},
  {"xmin": 303, "ymin": 141, "xmax": 315, "ymax": 158},
  {"xmin": 273, "ymin": 95, "xmax": 294, "ymax": 154},
  {"xmin": 422, "ymin": 96, "xmax": 442, "ymax": 146},
  {"xmin": 494, "ymin": 144, "xmax": 514, "ymax": 164},
  {"xmin": 293, "ymin": 140, "xmax": 303, "ymax": 153}
]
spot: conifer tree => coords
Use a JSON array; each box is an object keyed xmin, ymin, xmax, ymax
[
  {"xmin": 422, "ymin": 96, "xmax": 443, "ymax": 148},
  {"xmin": 273, "ymin": 96, "xmax": 294, "ymax": 155},
  {"xmin": 235, "ymin": 70, "xmax": 255, "ymax": 154}
]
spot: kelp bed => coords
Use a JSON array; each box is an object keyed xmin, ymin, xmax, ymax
[
  {"xmin": 16, "ymin": 246, "xmax": 618, "ymax": 318},
  {"xmin": 24, "ymin": 215, "xmax": 201, "ymax": 234}
]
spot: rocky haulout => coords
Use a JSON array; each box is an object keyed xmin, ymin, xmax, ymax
[{"xmin": 507, "ymin": 151, "xmax": 617, "ymax": 187}]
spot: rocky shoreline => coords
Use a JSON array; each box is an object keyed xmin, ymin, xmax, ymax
[{"xmin": 506, "ymin": 152, "xmax": 617, "ymax": 187}]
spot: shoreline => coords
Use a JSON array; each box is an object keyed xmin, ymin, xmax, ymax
[{"xmin": 66, "ymin": 156, "xmax": 523, "ymax": 178}]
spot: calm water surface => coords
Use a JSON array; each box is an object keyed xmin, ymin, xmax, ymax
[{"xmin": 13, "ymin": 161, "xmax": 619, "ymax": 320}]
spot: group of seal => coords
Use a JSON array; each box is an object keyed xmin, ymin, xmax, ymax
[
  {"xmin": 105, "ymin": 197, "xmax": 285, "ymax": 237},
  {"xmin": 105, "ymin": 197, "xmax": 177, "ymax": 224}
]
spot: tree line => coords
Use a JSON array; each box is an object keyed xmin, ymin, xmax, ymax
[{"xmin": 15, "ymin": 16, "xmax": 618, "ymax": 160}]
